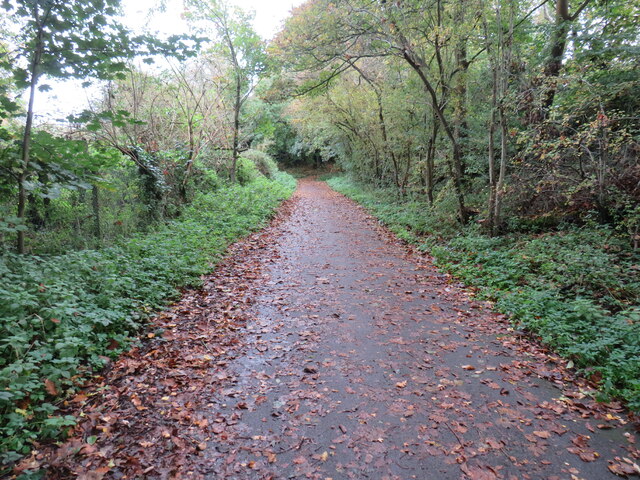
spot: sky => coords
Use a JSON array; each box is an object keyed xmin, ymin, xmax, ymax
[
  {"xmin": 36, "ymin": 0, "xmax": 305, "ymax": 122},
  {"xmin": 123, "ymin": 0, "xmax": 303, "ymax": 39}
]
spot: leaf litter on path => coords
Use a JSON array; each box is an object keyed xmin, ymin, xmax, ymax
[{"xmin": 16, "ymin": 179, "xmax": 639, "ymax": 480}]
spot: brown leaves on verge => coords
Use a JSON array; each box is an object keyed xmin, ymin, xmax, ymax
[
  {"xmin": 44, "ymin": 379, "xmax": 58, "ymax": 396},
  {"xmin": 17, "ymin": 197, "xmax": 299, "ymax": 479},
  {"xmin": 18, "ymin": 182, "xmax": 639, "ymax": 480}
]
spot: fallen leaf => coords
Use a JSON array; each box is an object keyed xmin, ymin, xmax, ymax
[
  {"xmin": 44, "ymin": 379, "xmax": 58, "ymax": 396},
  {"xmin": 608, "ymin": 460, "xmax": 638, "ymax": 477},
  {"xmin": 579, "ymin": 450, "xmax": 598, "ymax": 462}
]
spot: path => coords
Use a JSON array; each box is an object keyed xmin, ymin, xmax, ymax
[{"xmin": 30, "ymin": 179, "xmax": 638, "ymax": 480}]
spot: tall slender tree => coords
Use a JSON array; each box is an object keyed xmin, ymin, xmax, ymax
[{"xmin": 186, "ymin": 0, "xmax": 266, "ymax": 183}]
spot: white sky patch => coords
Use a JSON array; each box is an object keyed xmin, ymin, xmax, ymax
[{"xmin": 34, "ymin": 0, "xmax": 304, "ymax": 123}]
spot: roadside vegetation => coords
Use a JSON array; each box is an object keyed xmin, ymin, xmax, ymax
[
  {"xmin": 270, "ymin": 0, "xmax": 639, "ymax": 413},
  {"xmin": 1, "ymin": 0, "xmax": 639, "ymax": 472},
  {"xmin": 328, "ymin": 176, "xmax": 640, "ymax": 411},
  {"xmin": 0, "ymin": 168, "xmax": 294, "ymax": 465},
  {"xmin": 0, "ymin": 0, "xmax": 297, "ymax": 469}
]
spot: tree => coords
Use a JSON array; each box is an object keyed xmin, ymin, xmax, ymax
[
  {"xmin": 540, "ymin": 0, "xmax": 592, "ymax": 111},
  {"xmin": 274, "ymin": 0, "xmax": 474, "ymax": 222},
  {"xmin": 2, "ymin": 0, "xmax": 195, "ymax": 253},
  {"xmin": 87, "ymin": 58, "xmax": 228, "ymax": 205},
  {"xmin": 484, "ymin": 0, "xmax": 516, "ymax": 235},
  {"xmin": 186, "ymin": 0, "xmax": 266, "ymax": 183}
]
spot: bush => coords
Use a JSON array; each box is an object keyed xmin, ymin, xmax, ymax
[
  {"xmin": 0, "ymin": 173, "xmax": 296, "ymax": 468},
  {"xmin": 191, "ymin": 162, "xmax": 222, "ymax": 194},
  {"xmin": 236, "ymin": 157, "xmax": 261, "ymax": 185},
  {"xmin": 241, "ymin": 150, "xmax": 279, "ymax": 178}
]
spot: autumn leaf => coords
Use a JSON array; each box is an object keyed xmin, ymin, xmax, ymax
[
  {"xmin": 44, "ymin": 379, "xmax": 58, "ymax": 396},
  {"xmin": 77, "ymin": 466, "xmax": 110, "ymax": 480},
  {"xmin": 460, "ymin": 462, "xmax": 498, "ymax": 480},
  {"xmin": 608, "ymin": 460, "xmax": 639, "ymax": 477},
  {"xmin": 578, "ymin": 450, "xmax": 598, "ymax": 462}
]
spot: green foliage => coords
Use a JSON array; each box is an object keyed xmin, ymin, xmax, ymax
[
  {"xmin": 134, "ymin": 148, "xmax": 169, "ymax": 223},
  {"xmin": 0, "ymin": 141, "xmax": 262, "ymax": 254},
  {"xmin": 432, "ymin": 229, "xmax": 640, "ymax": 410},
  {"xmin": 191, "ymin": 159, "xmax": 222, "ymax": 193},
  {"xmin": 0, "ymin": 173, "xmax": 295, "ymax": 468},
  {"xmin": 3, "ymin": 0, "xmax": 196, "ymax": 86},
  {"xmin": 185, "ymin": 0, "xmax": 266, "ymax": 81},
  {"xmin": 240, "ymin": 150, "xmax": 279, "ymax": 178},
  {"xmin": 327, "ymin": 176, "xmax": 461, "ymax": 241},
  {"xmin": 328, "ymin": 175, "xmax": 640, "ymax": 411},
  {"xmin": 235, "ymin": 157, "xmax": 260, "ymax": 185}
]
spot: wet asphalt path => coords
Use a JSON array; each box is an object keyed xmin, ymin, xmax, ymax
[{"xmin": 195, "ymin": 179, "xmax": 637, "ymax": 480}]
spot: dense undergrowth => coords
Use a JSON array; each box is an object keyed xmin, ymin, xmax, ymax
[
  {"xmin": 327, "ymin": 176, "xmax": 640, "ymax": 411},
  {"xmin": 0, "ymin": 172, "xmax": 296, "ymax": 467}
]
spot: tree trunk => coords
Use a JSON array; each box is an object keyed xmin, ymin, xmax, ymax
[
  {"xmin": 400, "ymin": 144, "xmax": 412, "ymax": 197},
  {"xmin": 451, "ymin": 144, "xmax": 468, "ymax": 224},
  {"xmin": 92, "ymin": 185, "xmax": 101, "ymax": 240},
  {"xmin": 377, "ymin": 95, "xmax": 399, "ymax": 189},
  {"xmin": 541, "ymin": 0, "xmax": 591, "ymax": 111},
  {"xmin": 494, "ymin": 105, "xmax": 508, "ymax": 229},
  {"xmin": 542, "ymin": 13, "xmax": 569, "ymax": 109},
  {"xmin": 486, "ymin": 10, "xmax": 500, "ymax": 235},
  {"xmin": 17, "ymin": 24, "xmax": 44, "ymax": 253},
  {"xmin": 400, "ymin": 48, "xmax": 468, "ymax": 224},
  {"xmin": 345, "ymin": 61, "xmax": 394, "ymax": 187},
  {"xmin": 487, "ymin": 67, "xmax": 498, "ymax": 235},
  {"xmin": 231, "ymin": 74, "xmax": 241, "ymax": 183},
  {"xmin": 424, "ymin": 109, "xmax": 439, "ymax": 205},
  {"xmin": 453, "ymin": 3, "xmax": 469, "ymax": 180},
  {"xmin": 180, "ymin": 122, "xmax": 196, "ymax": 202},
  {"xmin": 491, "ymin": 0, "xmax": 515, "ymax": 232}
]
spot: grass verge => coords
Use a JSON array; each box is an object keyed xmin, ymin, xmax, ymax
[
  {"xmin": 0, "ymin": 173, "xmax": 296, "ymax": 468},
  {"xmin": 327, "ymin": 176, "xmax": 640, "ymax": 411}
]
